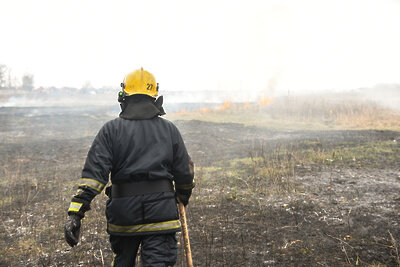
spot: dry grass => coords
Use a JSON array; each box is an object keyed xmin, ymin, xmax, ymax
[
  {"xmin": 166, "ymin": 94, "xmax": 400, "ymax": 131},
  {"xmin": 195, "ymin": 138, "xmax": 400, "ymax": 203}
]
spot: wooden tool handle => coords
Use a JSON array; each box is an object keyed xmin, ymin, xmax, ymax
[{"xmin": 178, "ymin": 202, "xmax": 193, "ymax": 267}]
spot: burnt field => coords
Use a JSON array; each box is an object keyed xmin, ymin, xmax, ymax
[{"xmin": 0, "ymin": 99, "xmax": 400, "ymax": 266}]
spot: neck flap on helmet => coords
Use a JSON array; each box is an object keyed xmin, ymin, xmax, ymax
[{"xmin": 119, "ymin": 94, "xmax": 166, "ymax": 120}]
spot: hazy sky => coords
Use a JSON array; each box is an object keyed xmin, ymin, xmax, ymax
[{"xmin": 1, "ymin": 0, "xmax": 399, "ymax": 94}]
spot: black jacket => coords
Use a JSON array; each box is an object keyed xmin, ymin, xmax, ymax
[{"xmin": 67, "ymin": 95, "xmax": 194, "ymax": 236}]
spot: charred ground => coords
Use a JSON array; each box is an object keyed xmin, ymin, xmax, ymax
[{"xmin": 0, "ymin": 102, "xmax": 399, "ymax": 266}]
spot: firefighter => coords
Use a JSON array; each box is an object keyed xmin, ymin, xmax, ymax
[{"xmin": 64, "ymin": 68, "xmax": 195, "ymax": 266}]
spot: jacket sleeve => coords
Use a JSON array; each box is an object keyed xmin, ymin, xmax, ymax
[
  {"xmin": 67, "ymin": 122, "xmax": 114, "ymax": 218},
  {"xmin": 171, "ymin": 126, "xmax": 195, "ymax": 191}
]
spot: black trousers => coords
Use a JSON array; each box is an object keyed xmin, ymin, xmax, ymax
[{"xmin": 110, "ymin": 233, "xmax": 177, "ymax": 267}]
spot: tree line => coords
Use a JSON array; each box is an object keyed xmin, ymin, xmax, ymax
[{"xmin": 0, "ymin": 64, "xmax": 34, "ymax": 90}]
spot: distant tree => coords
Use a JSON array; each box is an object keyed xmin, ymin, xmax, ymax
[
  {"xmin": 81, "ymin": 80, "xmax": 93, "ymax": 90},
  {"xmin": 7, "ymin": 69, "xmax": 18, "ymax": 89},
  {"xmin": 22, "ymin": 74, "xmax": 34, "ymax": 90},
  {"xmin": 81, "ymin": 80, "xmax": 95, "ymax": 94},
  {"xmin": 0, "ymin": 64, "xmax": 7, "ymax": 89}
]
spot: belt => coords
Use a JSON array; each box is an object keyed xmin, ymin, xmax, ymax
[{"xmin": 111, "ymin": 179, "xmax": 174, "ymax": 198}]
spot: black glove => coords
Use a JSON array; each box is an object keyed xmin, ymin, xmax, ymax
[
  {"xmin": 176, "ymin": 189, "xmax": 192, "ymax": 207},
  {"xmin": 64, "ymin": 214, "xmax": 82, "ymax": 247}
]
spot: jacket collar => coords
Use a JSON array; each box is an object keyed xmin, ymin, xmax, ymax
[{"xmin": 119, "ymin": 94, "xmax": 166, "ymax": 120}]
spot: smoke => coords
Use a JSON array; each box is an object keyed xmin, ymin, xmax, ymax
[
  {"xmin": 0, "ymin": 94, "xmax": 114, "ymax": 108},
  {"xmin": 1, "ymin": 83, "xmax": 399, "ymax": 113},
  {"xmin": 355, "ymin": 84, "xmax": 400, "ymax": 111},
  {"xmin": 0, "ymin": 96, "xmax": 45, "ymax": 107}
]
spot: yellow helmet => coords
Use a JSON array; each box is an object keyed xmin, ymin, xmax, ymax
[{"xmin": 121, "ymin": 68, "xmax": 158, "ymax": 97}]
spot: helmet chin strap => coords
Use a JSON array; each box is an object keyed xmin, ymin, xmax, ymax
[
  {"xmin": 154, "ymin": 95, "xmax": 166, "ymax": 116},
  {"xmin": 120, "ymin": 102, "xmax": 127, "ymax": 112}
]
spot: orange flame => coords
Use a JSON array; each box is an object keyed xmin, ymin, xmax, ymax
[
  {"xmin": 200, "ymin": 107, "xmax": 210, "ymax": 113},
  {"xmin": 259, "ymin": 96, "xmax": 273, "ymax": 106},
  {"xmin": 175, "ymin": 109, "xmax": 188, "ymax": 114},
  {"xmin": 219, "ymin": 100, "xmax": 231, "ymax": 110}
]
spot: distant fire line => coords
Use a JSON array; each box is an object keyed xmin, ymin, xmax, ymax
[{"xmin": 174, "ymin": 97, "xmax": 274, "ymax": 114}]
